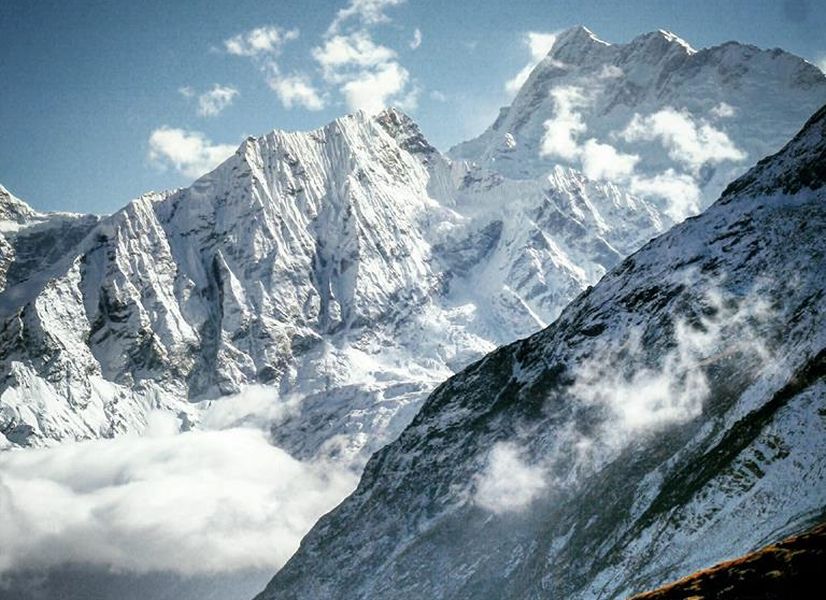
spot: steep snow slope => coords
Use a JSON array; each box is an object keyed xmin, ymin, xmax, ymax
[
  {"xmin": 452, "ymin": 27, "xmax": 826, "ymax": 215},
  {"xmin": 259, "ymin": 105, "xmax": 826, "ymax": 600},
  {"xmin": 0, "ymin": 109, "xmax": 665, "ymax": 461}
]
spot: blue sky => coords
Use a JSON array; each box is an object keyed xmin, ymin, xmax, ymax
[{"xmin": 1, "ymin": 0, "xmax": 824, "ymax": 213}]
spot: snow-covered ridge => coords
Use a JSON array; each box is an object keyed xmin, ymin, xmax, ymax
[
  {"xmin": 259, "ymin": 103, "xmax": 826, "ymax": 599},
  {"xmin": 0, "ymin": 107, "xmax": 664, "ymax": 458}
]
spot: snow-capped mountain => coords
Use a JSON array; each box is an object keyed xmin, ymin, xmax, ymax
[
  {"xmin": 0, "ymin": 108, "xmax": 665, "ymax": 459},
  {"xmin": 258, "ymin": 104, "xmax": 826, "ymax": 599},
  {"xmin": 452, "ymin": 27, "xmax": 826, "ymax": 215}
]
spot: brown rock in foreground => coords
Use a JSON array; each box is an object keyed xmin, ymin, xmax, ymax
[{"xmin": 630, "ymin": 522, "xmax": 826, "ymax": 599}]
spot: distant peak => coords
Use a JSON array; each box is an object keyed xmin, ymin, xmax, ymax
[
  {"xmin": 629, "ymin": 29, "xmax": 696, "ymax": 54},
  {"xmin": 554, "ymin": 25, "xmax": 610, "ymax": 48},
  {"xmin": 547, "ymin": 26, "xmax": 611, "ymax": 63},
  {"xmin": 0, "ymin": 184, "xmax": 37, "ymax": 224}
]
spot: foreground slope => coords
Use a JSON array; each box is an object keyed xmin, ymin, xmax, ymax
[
  {"xmin": 259, "ymin": 106, "xmax": 826, "ymax": 599},
  {"xmin": 630, "ymin": 522, "xmax": 826, "ymax": 600}
]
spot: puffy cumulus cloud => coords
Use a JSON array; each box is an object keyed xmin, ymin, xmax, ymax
[
  {"xmin": 540, "ymin": 86, "xmax": 588, "ymax": 160},
  {"xmin": 629, "ymin": 169, "xmax": 702, "ymax": 221},
  {"xmin": 474, "ymin": 442, "xmax": 546, "ymax": 514},
  {"xmin": 312, "ymin": 30, "xmax": 412, "ymax": 114},
  {"xmin": 410, "ymin": 27, "xmax": 422, "ymax": 50},
  {"xmin": 505, "ymin": 31, "xmax": 559, "ymax": 96},
  {"xmin": 148, "ymin": 127, "xmax": 236, "ymax": 178},
  {"xmin": 539, "ymin": 86, "xmax": 639, "ymax": 181},
  {"xmin": 196, "ymin": 84, "xmax": 239, "ymax": 117},
  {"xmin": 620, "ymin": 107, "xmax": 747, "ymax": 172},
  {"xmin": 0, "ymin": 413, "xmax": 357, "ymax": 575},
  {"xmin": 224, "ymin": 25, "xmax": 299, "ymax": 57},
  {"xmin": 313, "ymin": 31, "xmax": 397, "ymax": 81},
  {"xmin": 580, "ymin": 138, "xmax": 639, "ymax": 181},
  {"xmin": 269, "ymin": 73, "xmax": 325, "ymax": 111},
  {"xmin": 340, "ymin": 62, "xmax": 410, "ymax": 114},
  {"xmin": 538, "ymin": 90, "xmax": 745, "ymax": 220},
  {"xmin": 328, "ymin": 0, "xmax": 407, "ymax": 35}
]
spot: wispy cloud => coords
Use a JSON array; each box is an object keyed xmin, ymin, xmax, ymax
[
  {"xmin": 148, "ymin": 127, "xmax": 236, "ymax": 178},
  {"xmin": 223, "ymin": 25, "xmax": 299, "ymax": 57},
  {"xmin": 474, "ymin": 442, "xmax": 547, "ymax": 514},
  {"xmin": 327, "ymin": 0, "xmax": 407, "ymax": 35},
  {"xmin": 539, "ymin": 85, "xmax": 588, "ymax": 160},
  {"xmin": 474, "ymin": 283, "xmax": 776, "ymax": 514},
  {"xmin": 505, "ymin": 31, "xmax": 558, "ymax": 96},
  {"xmin": 195, "ymin": 84, "xmax": 239, "ymax": 117},
  {"xmin": 410, "ymin": 27, "xmax": 422, "ymax": 50}
]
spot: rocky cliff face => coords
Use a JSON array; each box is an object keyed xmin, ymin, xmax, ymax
[{"xmin": 258, "ymin": 105, "xmax": 826, "ymax": 599}]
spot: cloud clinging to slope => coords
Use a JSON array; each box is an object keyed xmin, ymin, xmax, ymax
[
  {"xmin": 505, "ymin": 31, "xmax": 559, "ymax": 96},
  {"xmin": 475, "ymin": 442, "xmax": 547, "ymax": 514}
]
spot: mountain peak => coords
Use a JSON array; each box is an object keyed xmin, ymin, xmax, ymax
[
  {"xmin": 0, "ymin": 184, "xmax": 37, "ymax": 223},
  {"xmin": 548, "ymin": 25, "xmax": 611, "ymax": 62},
  {"xmin": 628, "ymin": 29, "xmax": 697, "ymax": 54}
]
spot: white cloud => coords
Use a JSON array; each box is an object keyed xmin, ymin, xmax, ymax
[
  {"xmin": 197, "ymin": 84, "xmax": 239, "ymax": 117},
  {"xmin": 340, "ymin": 61, "xmax": 409, "ymax": 114},
  {"xmin": 539, "ymin": 86, "xmax": 588, "ymax": 160},
  {"xmin": 148, "ymin": 127, "xmax": 236, "ymax": 178},
  {"xmin": 178, "ymin": 86, "xmax": 195, "ymax": 98},
  {"xmin": 505, "ymin": 31, "xmax": 558, "ymax": 96},
  {"xmin": 328, "ymin": 0, "xmax": 406, "ymax": 35},
  {"xmin": 561, "ymin": 284, "xmax": 773, "ymax": 479},
  {"xmin": 710, "ymin": 102, "xmax": 736, "ymax": 119},
  {"xmin": 410, "ymin": 27, "xmax": 422, "ymax": 50},
  {"xmin": 269, "ymin": 74, "xmax": 325, "ymax": 110},
  {"xmin": 313, "ymin": 32, "xmax": 397, "ymax": 80},
  {"xmin": 620, "ymin": 107, "xmax": 746, "ymax": 171},
  {"xmin": 475, "ymin": 442, "xmax": 546, "ymax": 514},
  {"xmin": 312, "ymin": 30, "xmax": 412, "ymax": 114},
  {"xmin": 816, "ymin": 56, "xmax": 826, "ymax": 73},
  {"xmin": 224, "ymin": 25, "xmax": 299, "ymax": 57},
  {"xmin": 629, "ymin": 169, "xmax": 702, "ymax": 221},
  {"xmin": 0, "ymin": 416, "xmax": 357, "ymax": 575},
  {"xmin": 580, "ymin": 138, "xmax": 639, "ymax": 181},
  {"xmin": 430, "ymin": 89, "xmax": 447, "ymax": 102}
]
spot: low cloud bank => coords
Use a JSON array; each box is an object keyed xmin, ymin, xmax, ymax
[{"xmin": 0, "ymin": 410, "xmax": 357, "ymax": 575}]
